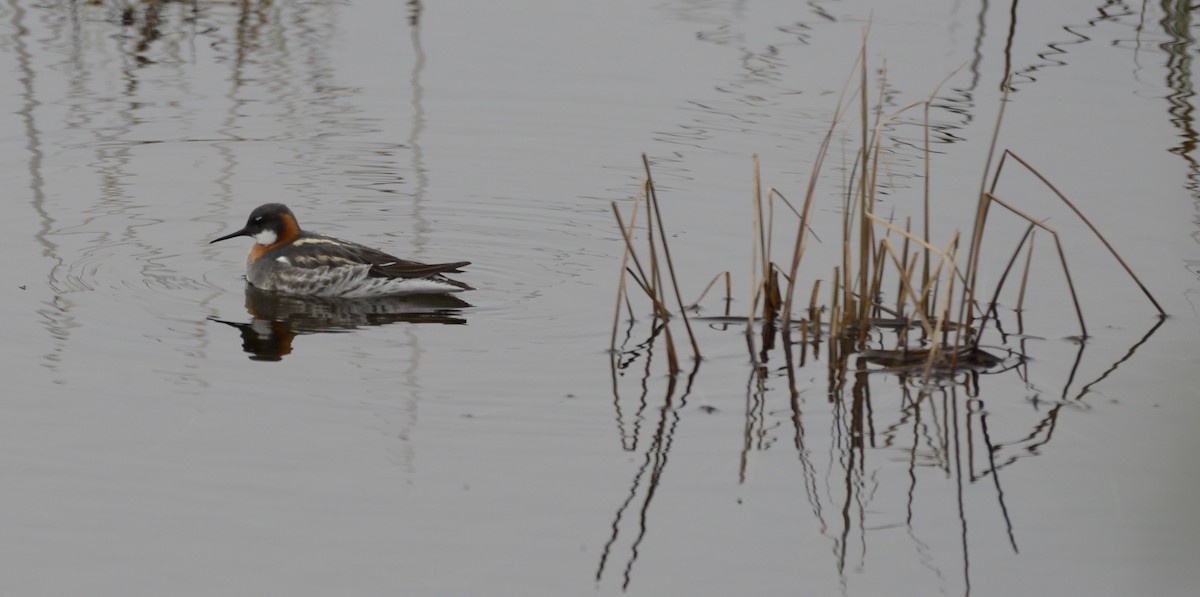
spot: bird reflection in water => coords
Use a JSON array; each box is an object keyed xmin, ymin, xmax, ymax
[{"xmin": 211, "ymin": 285, "xmax": 469, "ymax": 361}]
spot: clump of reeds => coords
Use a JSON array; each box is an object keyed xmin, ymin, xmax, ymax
[
  {"xmin": 610, "ymin": 155, "xmax": 701, "ymax": 375},
  {"xmin": 611, "ymin": 32, "xmax": 1165, "ymax": 383}
]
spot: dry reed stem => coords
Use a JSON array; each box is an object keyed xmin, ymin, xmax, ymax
[
  {"xmin": 940, "ymin": 235, "xmax": 960, "ymax": 352},
  {"xmin": 779, "ymin": 46, "xmax": 862, "ymax": 332},
  {"xmin": 868, "ymin": 213, "xmax": 962, "ymax": 332},
  {"xmin": 879, "ymin": 238, "xmax": 938, "ymax": 340},
  {"xmin": 991, "ymin": 150, "xmax": 1165, "ymax": 316},
  {"xmin": 611, "ymin": 200, "xmax": 680, "ymax": 372},
  {"xmin": 799, "ymin": 319, "xmax": 809, "ymax": 352},
  {"xmin": 921, "ymin": 65, "xmax": 965, "ymax": 289},
  {"xmin": 830, "ymin": 266, "xmax": 842, "ymax": 351},
  {"xmin": 642, "ymin": 154, "xmax": 702, "ymax": 360},
  {"xmin": 897, "ymin": 217, "xmax": 913, "ymax": 315},
  {"xmin": 857, "ymin": 31, "xmax": 871, "ymax": 330},
  {"xmin": 724, "ymin": 271, "xmax": 732, "ymax": 315},
  {"xmin": 977, "ymin": 192, "xmax": 1088, "ymax": 338},
  {"xmin": 915, "ymin": 252, "xmax": 950, "ymax": 326},
  {"xmin": 808, "ymin": 279, "xmax": 822, "ymax": 319},
  {"xmin": 857, "ymin": 98, "xmax": 926, "ymax": 331},
  {"xmin": 922, "ymin": 241, "xmax": 962, "ymax": 381},
  {"xmin": 769, "ymin": 188, "xmax": 823, "ymax": 244},
  {"xmin": 749, "ymin": 155, "xmax": 765, "ymax": 327},
  {"xmin": 867, "ymin": 212, "xmax": 958, "ymax": 264},
  {"xmin": 769, "ymin": 188, "xmax": 802, "ymax": 219},
  {"xmin": 610, "ymin": 187, "xmax": 644, "ymax": 352},
  {"xmin": 690, "ymin": 271, "xmax": 732, "ymax": 309},
  {"xmin": 973, "ymin": 223, "xmax": 1035, "ymax": 339},
  {"xmin": 960, "ymin": 79, "xmax": 1013, "ymax": 344},
  {"xmin": 841, "ymin": 241, "xmax": 854, "ymax": 327},
  {"xmin": 873, "ymin": 222, "xmax": 955, "ymax": 318},
  {"xmin": 767, "ymin": 186, "xmax": 776, "ymax": 256},
  {"xmin": 900, "ymin": 250, "xmax": 920, "ymax": 347},
  {"xmin": 869, "ymin": 241, "xmax": 887, "ymax": 319},
  {"xmin": 745, "ymin": 157, "xmax": 765, "ymax": 358},
  {"xmin": 1017, "ymin": 232, "xmax": 1036, "ymax": 312}
]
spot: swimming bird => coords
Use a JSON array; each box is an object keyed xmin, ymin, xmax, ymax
[{"xmin": 211, "ymin": 203, "xmax": 471, "ymax": 298}]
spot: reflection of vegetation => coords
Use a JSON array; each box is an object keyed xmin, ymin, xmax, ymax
[
  {"xmin": 1159, "ymin": 1, "xmax": 1200, "ymax": 261},
  {"xmin": 599, "ymin": 41, "xmax": 1166, "ymax": 591},
  {"xmin": 601, "ymin": 279, "xmax": 1163, "ymax": 591}
]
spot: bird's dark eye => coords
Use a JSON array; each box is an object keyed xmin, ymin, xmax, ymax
[{"xmin": 254, "ymin": 217, "xmax": 263, "ymax": 222}]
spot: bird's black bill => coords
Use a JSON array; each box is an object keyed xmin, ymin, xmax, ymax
[{"xmin": 210, "ymin": 227, "xmax": 250, "ymax": 244}]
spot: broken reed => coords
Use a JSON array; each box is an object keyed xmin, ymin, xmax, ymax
[{"xmin": 612, "ymin": 37, "xmax": 1164, "ymax": 379}]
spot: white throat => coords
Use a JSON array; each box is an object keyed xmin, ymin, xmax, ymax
[{"xmin": 253, "ymin": 229, "xmax": 278, "ymax": 246}]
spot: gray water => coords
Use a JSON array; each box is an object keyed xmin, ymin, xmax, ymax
[{"xmin": 1, "ymin": 1, "xmax": 1198, "ymax": 595}]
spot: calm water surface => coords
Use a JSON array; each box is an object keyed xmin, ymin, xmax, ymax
[{"xmin": 1, "ymin": 1, "xmax": 1198, "ymax": 595}]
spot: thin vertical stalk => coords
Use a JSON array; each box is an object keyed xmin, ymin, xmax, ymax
[{"xmin": 642, "ymin": 154, "xmax": 702, "ymax": 359}]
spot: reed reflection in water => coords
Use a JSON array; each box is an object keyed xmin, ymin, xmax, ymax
[{"xmin": 599, "ymin": 311, "xmax": 1164, "ymax": 593}]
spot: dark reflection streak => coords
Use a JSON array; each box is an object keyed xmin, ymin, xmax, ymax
[
  {"xmin": 863, "ymin": 361, "xmax": 876, "ymax": 448},
  {"xmin": 1072, "ymin": 315, "xmax": 1164, "ymax": 401},
  {"xmin": 798, "ymin": 406, "xmax": 829, "ymax": 535},
  {"xmin": 904, "ymin": 389, "xmax": 946, "ymax": 589},
  {"xmin": 967, "ymin": 0, "xmax": 988, "ymax": 94},
  {"xmin": 613, "ymin": 321, "xmax": 663, "ymax": 453},
  {"xmin": 739, "ymin": 371, "xmax": 754, "ymax": 484},
  {"xmin": 621, "ymin": 319, "xmax": 666, "ymax": 449},
  {"xmin": 966, "ymin": 396, "xmax": 977, "ymax": 487},
  {"xmin": 621, "ymin": 368, "xmax": 695, "ymax": 590},
  {"xmin": 851, "ymin": 365, "xmax": 867, "ymax": 467},
  {"xmin": 394, "ymin": 0, "xmax": 428, "ymax": 478},
  {"xmin": 595, "ymin": 441, "xmax": 651, "ymax": 585},
  {"xmin": 609, "ymin": 350, "xmax": 626, "ymax": 448},
  {"xmin": 187, "ymin": 0, "xmax": 199, "ymax": 60},
  {"xmin": 597, "ymin": 351, "xmax": 699, "ymax": 590},
  {"xmin": 782, "ymin": 333, "xmax": 831, "ymax": 550},
  {"xmin": 611, "ymin": 315, "xmax": 640, "ymax": 450},
  {"xmin": 12, "ymin": 0, "xmax": 46, "ymax": 246},
  {"xmin": 977, "ymin": 407, "xmax": 1018, "ymax": 553},
  {"xmin": 133, "ymin": 0, "xmax": 164, "ymax": 63},
  {"xmin": 12, "ymin": 0, "xmax": 72, "ymax": 373},
  {"xmin": 1160, "ymin": 0, "xmax": 1200, "ymax": 242},
  {"xmin": 1058, "ymin": 338, "xmax": 1087, "ymax": 401},
  {"xmin": 1002, "ymin": 0, "xmax": 1018, "ymax": 90},
  {"xmin": 103, "ymin": 4, "xmax": 143, "ymax": 275},
  {"xmin": 407, "ymin": 0, "xmax": 429, "ymax": 251},
  {"xmin": 622, "ymin": 408, "xmax": 672, "ymax": 590},
  {"xmin": 631, "ymin": 323, "xmax": 663, "ymax": 450},
  {"xmin": 805, "ymin": 1, "xmax": 837, "ymax": 23},
  {"xmin": 827, "ymin": 368, "xmax": 846, "ymax": 573},
  {"xmin": 951, "ymin": 389, "xmax": 972, "ymax": 597},
  {"xmin": 677, "ymin": 361, "xmax": 701, "ymax": 409},
  {"xmin": 984, "ymin": 316, "xmax": 1161, "ymax": 469},
  {"xmin": 1007, "ymin": 2, "xmax": 1130, "ymax": 92},
  {"xmin": 1017, "ymin": 334, "xmax": 1032, "ymax": 390},
  {"xmin": 928, "ymin": 388, "xmax": 945, "ymax": 474},
  {"xmin": 835, "ymin": 391, "xmax": 854, "ymax": 577},
  {"xmin": 905, "ymin": 390, "xmax": 919, "ymax": 517},
  {"xmin": 851, "ymin": 360, "xmax": 870, "ymax": 570},
  {"xmin": 1131, "ymin": 0, "xmax": 1149, "ymax": 83},
  {"xmin": 987, "ymin": 404, "xmax": 1062, "ymax": 474}
]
